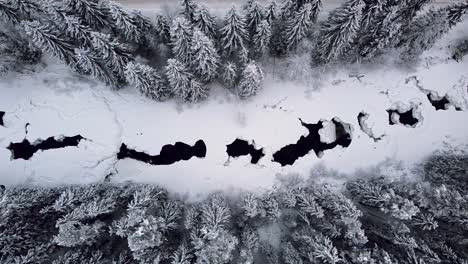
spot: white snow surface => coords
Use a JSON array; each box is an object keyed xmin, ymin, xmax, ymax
[{"xmin": 1, "ymin": 21, "xmax": 468, "ymax": 197}]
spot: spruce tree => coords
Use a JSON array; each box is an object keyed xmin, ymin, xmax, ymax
[
  {"xmin": 265, "ymin": 0, "xmax": 278, "ymax": 24},
  {"xmin": 245, "ymin": 1, "xmax": 264, "ymax": 38},
  {"xmin": 153, "ymin": 14, "xmax": 171, "ymax": 44},
  {"xmin": 237, "ymin": 61, "xmax": 264, "ymax": 99},
  {"xmin": 108, "ymin": 2, "xmax": 141, "ymax": 43},
  {"xmin": 7, "ymin": 0, "xmax": 42, "ymax": 21},
  {"xmin": 221, "ymin": 61, "xmax": 238, "ymax": 89},
  {"xmin": 314, "ymin": 0, "xmax": 365, "ymax": 63},
  {"xmin": 220, "ymin": 7, "xmax": 249, "ymax": 56},
  {"xmin": 252, "ymin": 20, "xmax": 272, "ymax": 59},
  {"xmin": 22, "ymin": 21, "xmax": 77, "ymax": 65},
  {"xmin": 193, "ymin": 5, "xmax": 217, "ymax": 40},
  {"xmin": 91, "ymin": 32, "xmax": 130, "ymax": 81},
  {"xmin": 284, "ymin": 3, "xmax": 314, "ymax": 51},
  {"xmin": 399, "ymin": 3, "xmax": 468, "ymax": 60},
  {"xmin": 45, "ymin": 4, "xmax": 94, "ymax": 47},
  {"xmin": 360, "ymin": 0, "xmax": 387, "ymax": 31},
  {"xmin": 356, "ymin": 5, "xmax": 401, "ymax": 61},
  {"xmin": 186, "ymin": 78, "xmax": 209, "ymax": 103},
  {"xmin": 180, "ymin": 0, "xmax": 197, "ymax": 23},
  {"xmin": 165, "ymin": 58, "xmax": 192, "ymax": 100},
  {"xmin": 62, "ymin": 0, "xmax": 110, "ymax": 30},
  {"xmin": 170, "ymin": 16, "xmax": 193, "ymax": 64},
  {"xmin": 0, "ymin": 31, "xmax": 40, "ymax": 76},
  {"xmin": 125, "ymin": 62, "xmax": 171, "ymax": 101},
  {"xmin": 75, "ymin": 48, "xmax": 118, "ymax": 87},
  {"xmin": 0, "ymin": 1, "xmax": 19, "ymax": 24},
  {"xmin": 190, "ymin": 29, "xmax": 219, "ymax": 82}
]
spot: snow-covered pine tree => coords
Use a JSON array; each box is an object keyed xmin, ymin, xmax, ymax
[
  {"xmin": 360, "ymin": 0, "xmax": 387, "ymax": 31},
  {"xmin": 284, "ymin": 3, "xmax": 314, "ymax": 51},
  {"xmin": 44, "ymin": 4, "xmax": 94, "ymax": 47},
  {"xmin": 22, "ymin": 21, "xmax": 77, "ymax": 65},
  {"xmin": 220, "ymin": 6, "xmax": 249, "ymax": 56},
  {"xmin": 356, "ymin": 4, "xmax": 401, "ymax": 61},
  {"xmin": 0, "ymin": 1, "xmax": 19, "ymax": 24},
  {"xmin": 245, "ymin": 1, "xmax": 264, "ymax": 39},
  {"xmin": 190, "ymin": 29, "xmax": 219, "ymax": 82},
  {"xmin": 91, "ymin": 32, "xmax": 130, "ymax": 81},
  {"xmin": 125, "ymin": 62, "xmax": 171, "ymax": 101},
  {"xmin": 170, "ymin": 16, "xmax": 193, "ymax": 64},
  {"xmin": 237, "ymin": 61, "xmax": 264, "ymax": 99},
  {"xmin": 221, "ymin": 61, "xmax": 238, "ymax": 89},
  {"xmin": 75, "ymin": 48, "xmax": 119, "ymax": 86},
  {"xmin": 62, "ymin": 0, "xmax": 110, "ymax": 30},
  {"xmin": 180, "ymin": 0, "xmax": 198, "ymax": 23},
  {"xmin": 398, "ymin": 0, "xmax": 433, "ymax": 25},
  {"xmin": 265, "ymin": 0, "xmax": 278, "ymax": 24},
  {"xmin": 165, "ymin": 58, "xmax": 192, "ymax": 101},
  {"xmin": 193, "ymin": 5, "xmax": 217, "ymax": 40},
  {"xmin": 108, "ymin": 2, "xmax": 141, "ymax": 43},
  {"xmin": 154, "ymin": 14, "xmax": 171, "ymax": 44},
  {"xmin": 186, "ymin": 78, "xmax": 209, "ymax": 103},
  {"xmin": 252, "ymin": 20, "xmax": 272, "ymax": 59},
  {"xmin": 314, "ymin": 0, "xmax": 365, "ymax": 64},
  {"xmin": 398, "ymin": 3, "xmax": 468, "ymax": 60},
  {"xmin": 6, "ymin": 0, "xmax": 42, "ymax": 21},
  {"xmin": 0, "ymin": 29, "xmax": 41, "ymax": 76}
]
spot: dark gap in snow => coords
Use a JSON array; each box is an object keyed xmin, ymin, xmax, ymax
[
  {"xmin": 426, "ymin": 93, "xmax": 462, "ymax": 111},
  {"xmin": 387, "ymin": 108, "xmax": 420, "ymax": 127},
  {"xmin": 358, "ymin": 112, "xmax": 384, "ymax": 142},
  {"xmin": 0, "ymin": 111, "xmax": 4, "ymax": 126},
  {"xmin": 7, "ymin": 135, "xmax": 85, "ymax": 160},
  {"xmin": 117, "ymin": 140, "xmax": 207, "ymax": 166},
  {"xmin": 226, "ymin": 139, "xmax": 265, "ymax": 164},
  {"xmin": 273, "ymin": 118, "xmax": 352, "ymax": 167}
]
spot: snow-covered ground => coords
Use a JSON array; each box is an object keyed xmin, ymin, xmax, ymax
[{"xmin": 1, "ymin": 7, "xmax": 467, "ymax": 197}]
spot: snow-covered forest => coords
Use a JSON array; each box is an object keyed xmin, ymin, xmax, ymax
[
  {"xmin": 1, "ymin": 0, "xmax": 468, "ymax": 262},
  {"xmin": 1, "ymin": 0, "xmax": 467, "ymax": 100},
  {"xmin": 1, "ymin": 153, "xmax": 468, "ymax": 263}
]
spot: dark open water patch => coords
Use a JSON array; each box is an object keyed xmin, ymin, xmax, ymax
[
  {"xmin": 387, "ymin": 108, "xmax": 420, "ymax": 127},
  {"xmin": 7, "ymin": 135, "xmax": 85, "ymax": 160},
  {"xmin": 226, "ymin": 139, "xmax": 265, "ymax": 164},
  {"xmin": 0, "ymin": 111, "xmax": 4, "ymax": 126},
  {"xmin": 117, "ymin": 140, "xmax": 207, "ymax": 165},
  {"xmin": 427, "ymin": 93, "xmax": 462, "ymax": 111},
  {"xmin": 273, "ymin": 118, "xmax": 352, "ymax": 167}
]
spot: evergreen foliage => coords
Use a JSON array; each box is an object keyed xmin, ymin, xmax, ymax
[
  {"xmin": 193, "ymin": 4, "xmax": 217, "ymax": 40},
  {"xmin": 22, "ymin": 20, "xmax": 77, "ymax": 65},
  {"xmin": 252, "ymin": 20, "xmax": 272, "ymax": 59},
  {"xmin": 1, "ymin": 153, "xmax": 468, "ymax": 263},
  {"xmin": 170, "ymin": 16, "xmax": 193, "ymax": 64},
  {"xmin": 220, "ymin": 7, "xmax": 249, "ymax": 56},
  {"xmin": 153, "ymin": 14, "xmax": 171, "ymax": 44},
  {"xmin": 284, "ymin": 3, "xmax": 315, "ymax": 51},
  {"xmin": 125, "ymin": 62, "xmax": 171, "ymax": 101},
  {"xmin": 190, "ymin": 29, "xmax": 220, "ymax": 82},
  {"xmin": 237, "ymin": 61, "xmax": 264, "ymax": 99},
  {"xmin": 1, "ymin": 0, "xmax": 467, "ymax": 100},
  {"xmin": 62, "ymin": 0, "xmax": 110, "ymax": 30},
  {"xmin": 314, "ymin": 0, "xmax": 365, "ymax": 63},
  {"xmin": 90, "ymin": 32, "xmax": 130, "ymax": 82},
  {"xmin": 74, "ymin": 48, "xmax": 119, "ymax": 86},
  {"xmin": 398, "ymin": 3, "xmax": 468, "ymax": 60},
  {"xmin": 220, "ymin": 61, "xmax": 238, "ymax": 89},
  {"xmin": 108, "ymin": 2, "xmax": 141, "ymax": 43},
  {"xmin": 0, "ymin": 30, "xmax": 40, "ymax": 76}
]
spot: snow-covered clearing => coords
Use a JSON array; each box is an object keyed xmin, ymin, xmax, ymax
[{"xmin": 1, "ymin": 11, "xmax": 467, "ymax": 197}]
